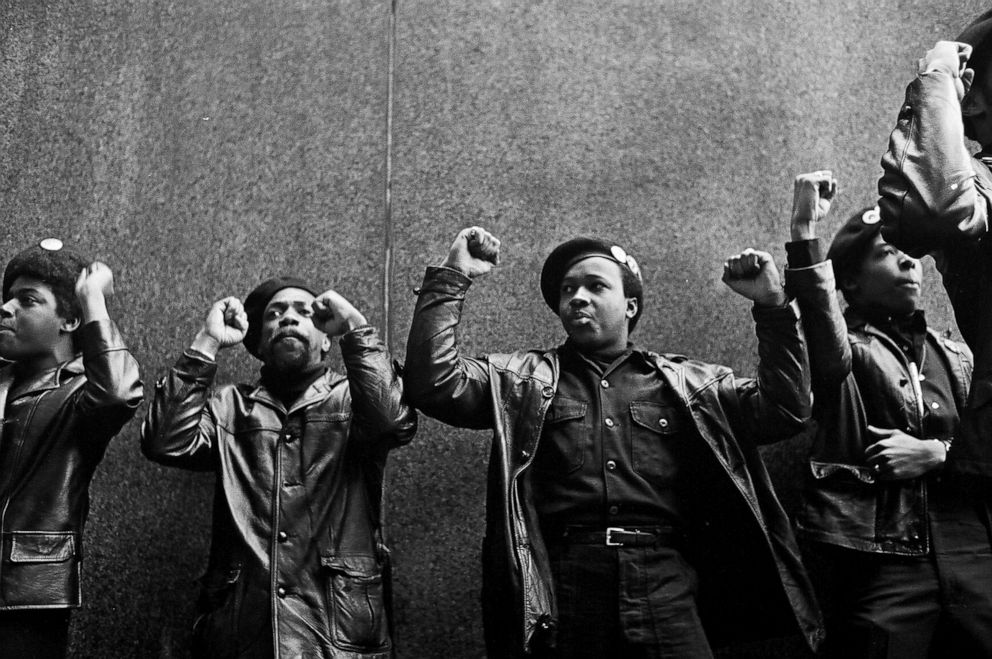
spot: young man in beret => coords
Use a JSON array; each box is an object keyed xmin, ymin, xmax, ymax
[
  {"xmin": 785, "ymin": 171, "xmax": 991, "ymax": 657},
  {"xmin": 404, "ymin": 228, "xmax": 822, "ymax": 658},
  {"xmin": 877, "ymin": 11, "xmax": 992, "ymax": 481},
  {"xmin": 0, "ymin": 241, "xmax": 142, "ymax": 658},
  {"xmin": 141, "ymin": 279, "xmax": 416, "ymax": 659}
]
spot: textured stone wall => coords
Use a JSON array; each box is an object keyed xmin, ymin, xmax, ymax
[{"xmin": 0, "ymin": 1, "xmax": 983, "ymax": 656}]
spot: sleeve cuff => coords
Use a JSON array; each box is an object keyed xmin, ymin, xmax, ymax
[{"xmin": 785, "ymin": 239, "xmax": 823, "ymax": 268}]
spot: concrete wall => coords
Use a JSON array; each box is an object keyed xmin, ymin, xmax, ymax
[{"xmin": 0, "ymin": 1, "xmax": 983, "ymax": 656}]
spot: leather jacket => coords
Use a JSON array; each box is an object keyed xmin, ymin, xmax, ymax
[
  {"xmin": 878, "ymin": 65, "xmax": 992, "ymax": 476},
  {"xmin": 141, "ymin": 327, "xmax": 416, "ymax": 659},
  {"xmin": 0, "ymin": 319, "xmax": 142, "ymax": 609},
  {"xmin": 786, "ymin": 261, "xmax": 973, "ymax": 555},
  {"xmin": 404, "ymin": 266, "xmax": 823, "ymax": 656}
]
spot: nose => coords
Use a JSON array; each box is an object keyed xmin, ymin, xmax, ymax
[
  {"xmin": 899, "ymin": 253, "xmax": 919, "ymax": 270},
  {"xmin": 278, "ymin": 310, "xmax": 300, "ymax": 326},
  {"xmin": 567, "ymin": 288, "xmax": 590, "ymax": 307},
  {"xmin": 0, "ymin": 300, "xmax": 13, "ymax": 318}
]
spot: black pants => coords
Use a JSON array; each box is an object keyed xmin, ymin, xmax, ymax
[
  {"xmin": 811, "ymin": 481, "xmax": 992, "ymax": 659},
  {"xmin": 531, "ymin": 542, "xmax": 712, "ymax": 659},
  {"xmin": 0, "ymin": 609, "xmax": 71, "ymax": 659}
]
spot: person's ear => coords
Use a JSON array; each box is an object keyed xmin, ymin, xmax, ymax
[
  {"xmin": 626, "ymin": 297, "xmax": 638, "ymax": 319},
  {"xmin": 60, "ymin": 316, "xmax": 81, "ymax": 334}
]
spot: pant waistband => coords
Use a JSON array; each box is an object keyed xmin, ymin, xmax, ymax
[{"xmin": 552, "ymin": 525, "xmax": 683, "ymax": 548}]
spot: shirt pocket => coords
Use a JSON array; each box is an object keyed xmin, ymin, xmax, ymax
[
  {"xmin": 535, "ymin": 395, "xmax": 588, "ymax": 475},
  {"xmin": 629, "ymin": 401, "xmax": 681, "ymax": 485},
  {"xmin": 322, "ymin": 554, "xmax": 390, "ymax": 653}
]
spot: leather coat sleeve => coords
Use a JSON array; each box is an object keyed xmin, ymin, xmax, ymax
[
  {"xmin": 75, "ymin": 318, "xmax": 143, "ymax": 432},
  {"xmin": 140, "ymin": 350, "xmax": 219, "ymax": 471},
  {"xmin": 403, "ymin": 266, "xmax": 495, "ymax": 430},
  {"xmin": 339, "ymin": 326, "xmax": 417, "ymax": 448},
  {"xmin": 878, "ymin": 68, "xmax": 992, "ymax": 254},
  {"xmin": 784, "ymin": 261, "xmax": 853, "ymax": 395},
  {"xmin": 733, "ymin": 302, "xmax": 812, "ymax": 443}
]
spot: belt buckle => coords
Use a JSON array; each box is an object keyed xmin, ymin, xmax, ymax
[{"xmin": 605, "ymin": 527, "xmax": 627, "ymax": 546}]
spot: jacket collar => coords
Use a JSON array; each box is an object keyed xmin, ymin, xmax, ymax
[
  {"xmin": 246, "ymin": 367, "xmax": 347, "ymax": 415},
  {"xmin": 3, "ymin": 354, "xmax": 84, "ymax": 401}
]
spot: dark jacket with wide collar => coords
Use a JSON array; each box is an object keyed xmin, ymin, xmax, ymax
[
  {"xmin": 405, "ymin": 266, "xmax": 823, "ymax": 656},
  {"xmin": 141, "ymin": 326, "xmax": 416, "ymax": 659},
  {"xmin": 786, "ymin": 261, "xmax": 973, "ymax": 555},
  {"xmin": 0, "ymin": 319, "xmax": 142, "ymax": 609}
]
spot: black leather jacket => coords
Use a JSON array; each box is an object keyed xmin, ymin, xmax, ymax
[
  {"xmin": 878, "ymin": 64, "xmax": 992, "ymax": 477},
  {"xmin": 141, "ymin": 327, "xmax": 416, "ymax": 659},
  {"xmin": 0, "ymin": 319, "xmax": 142, "ymax": 609},
  {"xmin": 404, "ymin": 266, "xmax": 823, "ymax": 656},
  {"xmin": 787, "ymin": 260, "xmax": 972, "ymax": 555}
]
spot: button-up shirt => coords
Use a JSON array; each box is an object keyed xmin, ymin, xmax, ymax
[{"xmin": 532, "ymin": 341, "xmax": 686, "ymax": 530}]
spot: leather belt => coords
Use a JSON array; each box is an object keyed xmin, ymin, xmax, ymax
[{"xmin": 556, "ymin": 526, "xmax": 682, "ymax": 547}]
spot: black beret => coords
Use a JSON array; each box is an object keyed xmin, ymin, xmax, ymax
[
  {"xmin": 243, "ymin": 276, "xmax": 317, "ymax": 358},
  {"xmin": 959, "ymin": 9, "xmax": 992, "ymax": 83},
  {"xmin": 540, "ymin": 237, "xmax": 644, "ymax": 330},
  {"xmin": 3, "ymin": 240, "xmax": 88, "ymax": 318},
  {"xmin": 826, "ymin": 207, "xmax": 882, "ymax": 288}
]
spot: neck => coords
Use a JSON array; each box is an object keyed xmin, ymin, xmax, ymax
[{"xmin": 12, "ymin": 343, "xmax": 75, "ymax": 381}]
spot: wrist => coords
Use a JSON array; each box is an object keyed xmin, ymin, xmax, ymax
[
  {"xmin": 191, "ymin": 329, "xmax": 222, "ymax": 360},
  {"xmin": 78, "ymin": 295, "xmax": 110, "ymax": 323},
  {"xmin": 754, "ymin": 289, "xmax": 788, "ymax": 308},
  {"xmin": 790, "ymin": 219, "xmax": 815, "ymax": 242}
]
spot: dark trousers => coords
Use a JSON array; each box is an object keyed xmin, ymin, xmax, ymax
[
  {"xmin": 811, "ymin": 481, "xmax": 992, "ymax": 659},
  {"xmin": 0, "ymin": 609, "xmax": 71, "ymax": 659},
  {"xmin": 531, "ymin": 542, "xmax": 712, "ymax": 659}
]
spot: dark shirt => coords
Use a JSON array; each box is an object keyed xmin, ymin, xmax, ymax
[{"xmin": 532, "ymin": 341, "xmax": 686, "ymax": 530}]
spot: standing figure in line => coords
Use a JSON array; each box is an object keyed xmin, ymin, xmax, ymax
[
  {"xmin": 786, "ymin": 171, "xmax": 992, "ymax": 657},
  {"xmin": 404, "ymin": 228, "xmax": 822, "ymax": 658},
  {"xmin": 141, "ymin": 277, "xmax": 416, "ymax": 659},
  {"xmin": 0, "ymin": 241, "xmax": 143, "ymax": 658},
  {"xmin": 877, "ymin": 13, "xmax": 992, "ymax": 479}
]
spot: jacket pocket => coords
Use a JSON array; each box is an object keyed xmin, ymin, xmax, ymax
[
  {"xmin": 809, "ymin": 460, "xmax": 875, "ymax": 484},
  {"xmin": 8, "ymin": 532, "xmax": 75, "ymax": 562},
  {"xmin": 534, "ymin": 395, "xmax": 588, "ymax": 474},
  {"xmin": 629, "ymin": 401, "xmax": 681, "ymax": 484},
  {"xmin": 322, "ymin": 554, "xmax": 390, "ymax": 653},
  {"xmin": 191, "ymin": 563, "xmax": 246, "ymax": 659}
]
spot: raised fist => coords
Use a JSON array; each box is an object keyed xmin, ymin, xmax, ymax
[
  {"xmin": 441, "ymin": 227, "xmax": 501, "ymax": 279},
  {"xmin": 791, "ymin": 170, "xmax": 837, "ymax": 241},
  {"xmin": 722, "ymin": 249, "xmax": 786, "ymax": 307},
  {"xmin": 311, "ymin": 290, "xmax": 367, "ymax": 337}
]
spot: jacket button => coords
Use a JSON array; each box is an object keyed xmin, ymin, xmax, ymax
[
  {"xmin": 277, "ymin": 531, "xmax": 288, "ymax": 542},
  {"xmin": 520, "ymin": 449, "xmax": 530, "ymax": 460},
  {"xmin": 283, "ymin": 432, "xmax": 297, "ymax": 443},
  {"xmin": 659, "ymin": 418, "xmax": 669, "ymax": 429},
  {"xmin": 600, "ymin": 380, "xmax": 610, "ymax": 389},
  {"xmin": 277, "ymin": 587, "xmax": 287, "ymax": 598},
  {"xmin": 542, "ymin": 386, "xmax": 555, "ymax": 398},
  {"xmin": 608, "ymin": 505, "xmax": 619, "ymax": 515},
  {"xmin": 606, "ymin": 460, "xmax": 617, "ymax": 471},
  {"xmin": 604, "ymin": 418, "xmax": 615, "ymax": 428}
]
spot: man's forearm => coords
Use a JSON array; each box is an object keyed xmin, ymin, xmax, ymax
[
  {"xmin": 140, "ymin": 351, "xmax": 217, "ymax": 470},
  {"xmin": 879, "ymin": 70, "xmax": 989, "ymax": 252},
  {"xmin": 404, "ymin": 267, "xmax": 493, "ymax": 430},
  {"xmin": 340, "ymin": 326, "xmax": 416, "ymax": 445}
]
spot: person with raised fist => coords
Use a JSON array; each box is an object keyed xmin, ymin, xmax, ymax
[
  {"xmin": 878, "ymin": 13, "xmax": 992, "ymax": 486},
  {"xmin": 404, "ymin": 229, "xmax": 822, "ymax": 658},
  {"xmin": 141, "ymin": 277, "xmax": 416, "ymax": 659},
  {"xmin": 0, "ymin": 241, "xmax": 142, "ymax": 658},
  {"xmin": 786, "ymin": 170, "xmax": 992, "ymax": 658}
]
